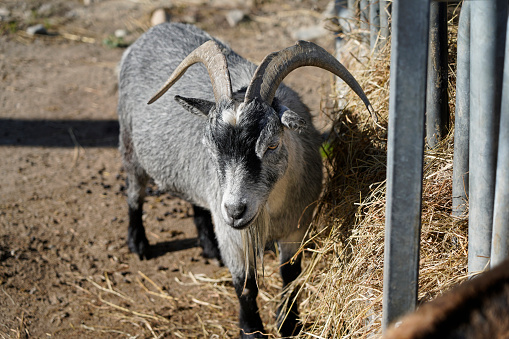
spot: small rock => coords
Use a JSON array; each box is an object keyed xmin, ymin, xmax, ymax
[
  {"xmin": 226, "ymin": 9, "xmax": 245, "ymax": 27},
  {"xmin": 151, "ymin": 8, "xmax": 170, "ymax": 27},
  {"xmin": 322, "ymin": 0, "xmax": 337, "ymax": 19},
  {"xmin": 38, "ymin": 3, "xmax": 53, "ymax": 17},
  {"xmin": 181, "ymin": 14, "xmax": 197, "ymax": 24},
  {"xmin": 0, "ymin": 8, "xmax": 10, "ymax": 21},
  {"xmin": 114, "ymin": 29, "xmax": 127, "ymax": 39},
  {"xmin": 26, "ymin": 24, "xmax": 48, "ymax": 36}
]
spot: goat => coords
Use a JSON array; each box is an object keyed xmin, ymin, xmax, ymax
[
  {"xmin": 117, "ymin": 22, "xmax": 374, "ymax": 338},
  {"xmin": 383, "ymin": 258, "xmax": 509, "ymax": 339}
]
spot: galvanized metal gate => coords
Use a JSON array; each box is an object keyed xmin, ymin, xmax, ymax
[{"xmin": 335, "ymin": 0, "xmax": 509, "ymax": 331}]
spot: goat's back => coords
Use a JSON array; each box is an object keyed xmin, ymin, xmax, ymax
[{"xmin": 118, "ymin": 23, "xmax": 239, "ymax": 205}]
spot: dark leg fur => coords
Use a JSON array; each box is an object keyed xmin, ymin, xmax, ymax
[
  {"xmin": 127, "ymin": 204, "xmax": 149, "ymax": 260},
  {"xmin": 192, "ymin": 205, "xmax": 221, "ymax": 262},
  {"xmin": 234, "ymin": 274, "xmax": 267, "ymax": 338},
  {"xmin": 277, "ymin": 254, "xmax": 303, "ymax": 337},
  {"xmin": 120, "ymin": 127, "xmax": 150, "ymax": 260}
]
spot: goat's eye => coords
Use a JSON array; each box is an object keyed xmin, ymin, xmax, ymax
[{"xmin": 267, "ymin": 142, "xmax": 279, "ymax": 150}]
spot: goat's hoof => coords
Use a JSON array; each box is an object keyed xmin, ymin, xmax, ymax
[{"xmin": 127, "ymin": 230, "xmax": 149, "ymax": 260}]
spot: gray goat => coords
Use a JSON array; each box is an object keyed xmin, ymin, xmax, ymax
[{"xmin": 117, "ymin": 23, "xmax": 374, "ymax": 338}]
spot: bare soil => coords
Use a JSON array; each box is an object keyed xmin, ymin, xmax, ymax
[{"xmin": 0, "ymin": 0, "xmax": 338, "ymax": 337}]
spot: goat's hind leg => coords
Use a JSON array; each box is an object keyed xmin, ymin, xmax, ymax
[
  {"xmin": 120, "ymin": 127, "xmax": 149, "ymax": 259},
  {"xmin": 192, "ymin": 205, "xmax": 221, "ymax": 262},
  {"xmin": 126, "ymin": 172, "xmax": 149, "ymax": 259}
]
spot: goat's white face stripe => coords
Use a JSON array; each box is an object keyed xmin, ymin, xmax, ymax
[
  {"xmin": 221, "ymin": 103, "xmax": 245, "ymax": 126},
  {"xmin": 221, "ymin": 163, "xmax": 261, "ymax": 228}
]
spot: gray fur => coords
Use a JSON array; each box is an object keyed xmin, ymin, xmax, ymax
[{"xmin": 118, "ymin": 23, "xmax": 323, "ymax": 337}]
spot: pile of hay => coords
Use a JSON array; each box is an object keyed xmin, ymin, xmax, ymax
[{"xmin": 291, "ymin": 7, "xmax": 468, "ymax": 338}]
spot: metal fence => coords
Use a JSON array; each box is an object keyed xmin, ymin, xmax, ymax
[{"xmin": 335, "ymin": 0, "xmax": 509, "ymax": 331}]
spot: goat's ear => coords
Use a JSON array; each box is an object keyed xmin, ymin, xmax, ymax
[
  {"xmin": 278, "ymin": 106, "xmax": 306, "ymax": 132},
  {"xmin": 175, "ymin": 95, "xmax": 215, "ymax": 116}
]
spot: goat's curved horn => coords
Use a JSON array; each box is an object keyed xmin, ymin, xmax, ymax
[
  {"xmin": 148, "ymin": 40, "xmax": 232, "ymax": 104},
  {"xmin": 245, "ymin": 40, "xmax": 377, "ymax": 123}
]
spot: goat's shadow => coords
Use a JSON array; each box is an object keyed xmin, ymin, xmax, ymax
[
  {"xmin": 0, "ymin": 118, "xmax": 119, "ymax": 147},
  {"xmin": 145, "ymin": 237, "xmax": 199, "ymax": 260}
]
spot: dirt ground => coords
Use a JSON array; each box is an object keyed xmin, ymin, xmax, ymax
[{"xmin": 0, "ymin": 0, "xmax": 341, "ymax": 337}]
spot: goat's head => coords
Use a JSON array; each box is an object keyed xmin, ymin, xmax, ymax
[{"xmin": 148, "ymin": 40, "xmax": 375, "ymax": 229}]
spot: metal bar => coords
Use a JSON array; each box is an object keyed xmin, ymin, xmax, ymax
[
  {"xmin": 469, "ymin": 0, "xmax": 507, "ymax": 274},
  {"xmin": 335, "ymin": 0, "xmax": 354, "ymax": 37},
  {"xmin": 360, "ymin": 0, "xmax": 369, "ymax": 43},
  {"xmin": 426, "ymin": 1, "xmax": 449, "ymax": 148},
  {"xmin": 452, "ymin": 1, "xmax": 470, "ymax": 217},
  {"xmin": 346, "ymin": 0, "xmax": 358, "ymax": 33},
  {"xmin": 369, "ymin": 0, "xmax": 380, "ymax": 52},
  {"xmin": 382, "ymin": 0, "xmax": 430, "ymax": 331},
  {"xmin": 348, "ymin": 0, "xmax": 357, "ymax": 13},
  {"xmin": 491, "ymin": 16, "xmax": 509, "ymax": 268},
  {"xmin": 379, "ymin": 0, "xmax": 390, "ymax": 47}
]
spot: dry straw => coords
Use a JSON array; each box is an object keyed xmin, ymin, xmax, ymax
[{"xmin": 287, "ymin": 6, "xmax": 468, "ymax": 338}]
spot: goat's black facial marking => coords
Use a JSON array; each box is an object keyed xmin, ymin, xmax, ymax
[
  {"xmin": 207, "ymin": 100, "xmax": 268, "ymax": 181},
  {"xmin": 204, "ymin": 99, "xmax": 290, "ymax": 229}
]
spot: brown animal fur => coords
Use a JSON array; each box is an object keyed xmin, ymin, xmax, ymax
[{"xmin": 383, "ymin": 259, "xmax": 509, "ymax": 339}]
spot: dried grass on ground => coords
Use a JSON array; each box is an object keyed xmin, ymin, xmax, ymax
[{"xmin": 290, "ymin": 7, "xmax": 468, "ymax": 338}]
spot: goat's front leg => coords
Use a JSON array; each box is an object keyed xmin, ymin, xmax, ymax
[
  {"xmin": 277, "ymin": 239, "xmax": 303, "ymax": 337},
  {"xmin": 214, "ymin": 220, "xmax": 266, "ymax": 338},
  {"xmin": 233, "ymin": 272, "xmax": 266, "ymax": 338}
]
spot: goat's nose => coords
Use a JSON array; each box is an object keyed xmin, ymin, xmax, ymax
[{"xmin": 224, "ymin": 202, "xmax": 247, "ymax": 221}]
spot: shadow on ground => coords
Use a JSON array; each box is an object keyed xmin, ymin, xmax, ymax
[{"xmin": 0, "ymin": 119, "xmax": 119, "ymax": 148}]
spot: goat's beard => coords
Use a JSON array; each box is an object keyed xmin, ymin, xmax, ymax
[{"xmin": 240, "ymin": 205, "xmax": 270, "ymax": 285}]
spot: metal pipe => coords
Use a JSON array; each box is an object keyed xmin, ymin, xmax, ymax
[
  {"xmin": 379, "ymin": 0, "xmax": 390, "ymax": 47},
  {"xmin": 336, "ymin": 0, "xmax": 355, "ymax": 34},
  {"xmin": 382, "ymin": 0, "xmax": 429, "ymax": 331},
  {"xmin": 426, "ymin": 1, "xmax": 449, "ymax": 148},
  {"xmin": 369, "ymin": 0, "xmax": 380, "ymax": 52},
  {"xmin": 348, "ymin": 0, "xmax": 357, "ymax": 14},
  {"xmin": 468, "ymin": 0, "xmax": 507, "ymax": 274},
  {"xmin": 360, "ymin": 0, "xmax": 369, "ymax": 43},
  {"xmin": 491, "ymin": 16, "xmax": 509, "ymax": 268},
  {"xmin": 452, "ymin": 2, "xmax": 470, "ymax": 218},
  {"xmin": 346, "ymin": 0, "xmax": 358, "ymax": 33}
]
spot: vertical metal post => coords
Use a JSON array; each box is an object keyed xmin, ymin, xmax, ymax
[
  {"xmin": 382, "ymin": 0, "xmax": 429, "ymax": 331},
  {"xmin": 469, "ymin": 0, "xmax": 507, "ymax": 274},
  {"xmin": 452, "ymin": 2, "xmax": 470, "ymax": 217},
  {"xmin": 379, "ymin": 0, "xmax": 390, "ymax": 47},
  {"xmin": 348, "ymin": 0, "xmax": 357, "ymax": 14},
  {"xmin": 426, "ymin": 1, "xmax": 449, "ymax": 148},
  {"xmin": 369, "ymin": 0, "xmax": 380, "ymax": 52},
  {"xmin": 491, "ymin": 17, "xmax": 509, "ymax": 268},
  {"xmin": 360, "ymin": 0, "xmax": 369, "ymax": 43},
  {"xmin": 336, "ymin": 0, "xmax": 356, "ymax": 34},
  {"xmin": 346, "ymin": 0, "xmax": 358, "ymax": 33}
]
